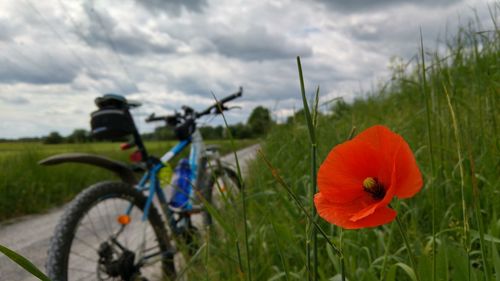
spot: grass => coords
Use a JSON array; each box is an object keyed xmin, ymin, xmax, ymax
[
  {"xmin": 0, "ymin": 139, "xmax": 256, "ymax": 221},
  {"xmin": 185, "ymin": 9, "xmax": 500, "ymax": 281}
]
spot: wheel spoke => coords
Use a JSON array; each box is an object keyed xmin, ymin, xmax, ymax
[
  {"xmin": 80, "ymin": 214, "xmax": 104, "ymax": 242},
  {"xmin": 68, "ymin": 266, "xmax": 95, "ymax": 273},
  {"xmin": 94, "ymin": 201, "xmax": 114, "ymax": 237},
  {"xmin": 73, "ymin": 235, "xmax": 99, "ymax": 252},
  {"xmin": 69, "ymin": 250, "xmax": 96, "ymax": 263}
]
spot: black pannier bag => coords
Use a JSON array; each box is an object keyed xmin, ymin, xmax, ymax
[{"xmin": 90, "ymin": 94, "xmax": 136, "ymax": 140}]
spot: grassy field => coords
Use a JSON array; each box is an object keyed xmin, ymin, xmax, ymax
[
  {"xmin": 0, "ymin": 139, "xmax": 256, "ymax": 221},
  {"xmin": 184, "ymin": 14, "xmax": 500, "ymax": 281}
]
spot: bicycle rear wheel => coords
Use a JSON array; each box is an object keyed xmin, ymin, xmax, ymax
[
  {"xmin": 202, "ymin": 166, "xmax": 242, "ymax": 225},
  {"xmin": 46, "ymin": 181, "xmax": 176, "ymax": 281}
]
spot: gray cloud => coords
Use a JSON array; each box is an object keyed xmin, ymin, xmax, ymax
[
  {"xmin": 81, "ymin": 3, "xmax": 179, "ymax": 55},
  {"xmin": 133, "ymin": 0, "xmax": 208, "ymax": 16},
  {"xmin": 315, "ymin": 0, "xmax": 461, "ymax": 13},
  {"xmin": 0, "ymin": 18, "xmax": 17, "ymax": 41},
  {"xmin": 0, "ymin": 54, "xmax": 79, "ymax": 85},
  {"xmin": 212, "ymin": 26, "xmax": 313, "ymax": 61},
  {"xmin": 71, "ymin": 73, "xmax": 139, "ymax": 96},
  {"xmin": 169, "ymin": 76, "xmax": 233, "ymax": 99},
  {"xmin": 0, "ymin": 96, "xmax": 29, "ymax": 105},
  {"xmin": 336, "ymin": 3, "xmax": 474, "ymax": 59}
]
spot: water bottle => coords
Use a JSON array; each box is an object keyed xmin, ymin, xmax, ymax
[{"xmin": 169, "ymin": 158, "xmax": 192, "ymax": 209}]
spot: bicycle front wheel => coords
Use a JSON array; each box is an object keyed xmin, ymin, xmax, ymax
[{"xmin": 46, "ymin": 181, "xmax": 176, "ymax": 281}]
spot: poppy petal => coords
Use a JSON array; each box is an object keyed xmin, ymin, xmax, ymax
[
  {"xmin": 318, "ymin": 138, "xmax": 383, "ymax": 203},
  {"xmin": 392, "ymin": 141, "xmax": 423, "ymax": 198},
  {"xmin": 314, "ymin": 193, "xmax": 397, "ymax": 229},
  {"xmin": 354, "ymin": 125, "xmax": 405, "ymax": 185},
  {"xmin": 352, "ymin": 206, "xmax": 397, "ymax": 229},
  {"xmin": 350, "ymin": 161, "xmax": 398, "ymax": 222}
]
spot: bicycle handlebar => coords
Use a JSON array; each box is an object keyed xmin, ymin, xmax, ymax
[
  {"xmin": 218, "ymin": 86, "xmax": 243, "ymax": 105},
  {"xmin": 145, "ymin": 87, "xmax": 243, "ymax": 125},
  {"xmin": 196, "ymin": 87, "xmax": 243, "ymax": 118},
  {"xmin": 145, "ymin": 114, "xmax": 164, "ymax": 123}
]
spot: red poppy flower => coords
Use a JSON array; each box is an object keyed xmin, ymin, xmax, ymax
[{"xmin": 314, "ymin": 125, "xmax": 423, "ymax": 229}]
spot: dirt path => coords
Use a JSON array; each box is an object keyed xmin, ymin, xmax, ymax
[{"xmin": 0, "ymin": 144, "xmax": 259, "ymax": 281}]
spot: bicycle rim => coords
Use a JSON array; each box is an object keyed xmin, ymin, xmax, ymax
[
  {"xmin": 212, "ymin": 172, "xmax": 241, "ymax": 209},
  {"xmin": 66, "ymin": 193, "xmax": 167, "ymax": 280}
]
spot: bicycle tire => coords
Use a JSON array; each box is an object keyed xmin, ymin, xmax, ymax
[{"xmin": 46, "ymin": 181, "xmax": 176, "ymax": 281}]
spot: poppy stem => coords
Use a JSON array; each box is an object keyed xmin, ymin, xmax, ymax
[
  {"xmin": 380, "ymin": 219, "xmax": 396, "ymax": 281},
  {"xmin": 340, "ymin": 229, "xmax": 346, "ymax": 281},
  {"xmin": 395, "ymin": 216, "xmax": 420, "ymax": 281}
]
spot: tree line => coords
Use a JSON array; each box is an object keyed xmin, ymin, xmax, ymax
[{"xmin": 0, "ymin": 106, "xmax": 274, "ymax": 144}]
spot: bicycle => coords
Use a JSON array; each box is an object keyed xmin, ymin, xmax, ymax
[{"xmin": 40, "ymin": 88, "xmax": 244, "ymax": 281}]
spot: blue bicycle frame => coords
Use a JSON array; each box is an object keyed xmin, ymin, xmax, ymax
[{"xmin": 130, "ymin": 129, "xmax": 205, "ymax": 224}]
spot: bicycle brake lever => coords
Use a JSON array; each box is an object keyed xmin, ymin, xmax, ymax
[{"xmin": 215, "ymin": 104, "xmax": 229, "ymax": 114}]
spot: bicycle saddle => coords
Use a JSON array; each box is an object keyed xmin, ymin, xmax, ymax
[{"xmin": 95, "ymin": 94, "xmax": 141, "ymax": 109}]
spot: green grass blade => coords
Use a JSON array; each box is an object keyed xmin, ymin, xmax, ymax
[
  {"xmin": 0, "ymin": 244, "xmax": 51, "ymax": 281},
  {"xmin": 420, "ymin": 28, "xmax": 437, "ymax": 281},
  {"xmin": 194, "ymin": 189, "xmax": 237, "ymax": 238},
  {"xmin": 268, "ymin": 217, "xmax": 291, "ymax": 281},
  {"xmin": 492, "ymin": 242, "xmax": 500, "ymax": 281},
  {"xmin": 395, "ymin": 215, "xmax": 421, "ymax": 281},
  {"xmin": 394, "ymin": 262, "xmax": 418, "ymax": 281},
  {"xmin": 444, "ymin": 84, "xmax": 471, "ymax": 280},
  {"xmin": 297, "ymin": 56, "xmax": 319, "ymax": 281},
  {"xmin": 258, "ymin": 150, "xmax": 342, "ymax": 257},
  {"xmin": 380, "ymin": 204, "xmax": 398, "ymax": 281},
  {"xmin": 443, "ymin": 88, "xmax": 469, "ymax": 237},
  {"xmin": 213, "ymin": 92, "xmax": 252, "ymax": 281},
  {"xmin": 296, "ymin": 56, "xmax": 316, "ymax": 144},
  {"xmin": 173, "ymin": 243, "xmax": 207, "ymax": 280},
  {"xmin": 467, "ymin": 141, "xmax": 491, "ymax": 281},
  {"xmin": 313, "ymin": 86, "xmax": 320, "ymax": 129}
]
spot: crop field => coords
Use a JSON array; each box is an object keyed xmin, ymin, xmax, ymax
[
  {"xmin": 186, "ymin": 17, "xmax": 500, "ymax": 281},
  {"xmin": 0, "ymin": 139, "xmax": 256, "ymax": 221}
]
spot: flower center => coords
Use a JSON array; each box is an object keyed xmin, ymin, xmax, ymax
[{"xmin": 362, "ymin": 177, "xmax": 386, "ymax": 200}]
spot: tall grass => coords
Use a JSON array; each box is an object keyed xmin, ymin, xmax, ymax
[{"xmin": 194, "ymin": 10, "xmax": 500, "ymax": 281}]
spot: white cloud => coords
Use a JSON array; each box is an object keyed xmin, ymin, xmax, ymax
[{"xmin": 0, "ymin": 0, "xmax": 495, "ymax": 138}]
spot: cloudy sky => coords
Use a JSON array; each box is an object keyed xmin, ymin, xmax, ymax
[{"xmin": 0, "ymin": 0, "xmax": 495, "ymax": 139}]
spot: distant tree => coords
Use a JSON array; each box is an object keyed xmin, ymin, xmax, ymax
[
  {"xmin": 286, "ymin": 109, "xmax": 305, "ymax": 125},
  {"xmin": 10, "ymin": 137, "xmax": 41, "ymax": 142},
  {"xmin": 247, "ymin": 106, "xmax": 272, "ymax": 136},
  {"xmin": 43, "ymin": 131, "xmax": 64, "ymax": 144},
  {"xmin": 199, "ymin": 125, "xmax": 224, "ymax": 140},
  {"xmin": 67, "ymin": 129, "xmax": 90, "ymax": 143},
  {"xmin": 228, "ymin": 123, "xmax": 253, "ymax": 139},
  {"xmin": 153, "ymin": 126, "xmax": 176, "ymax": 140}
]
